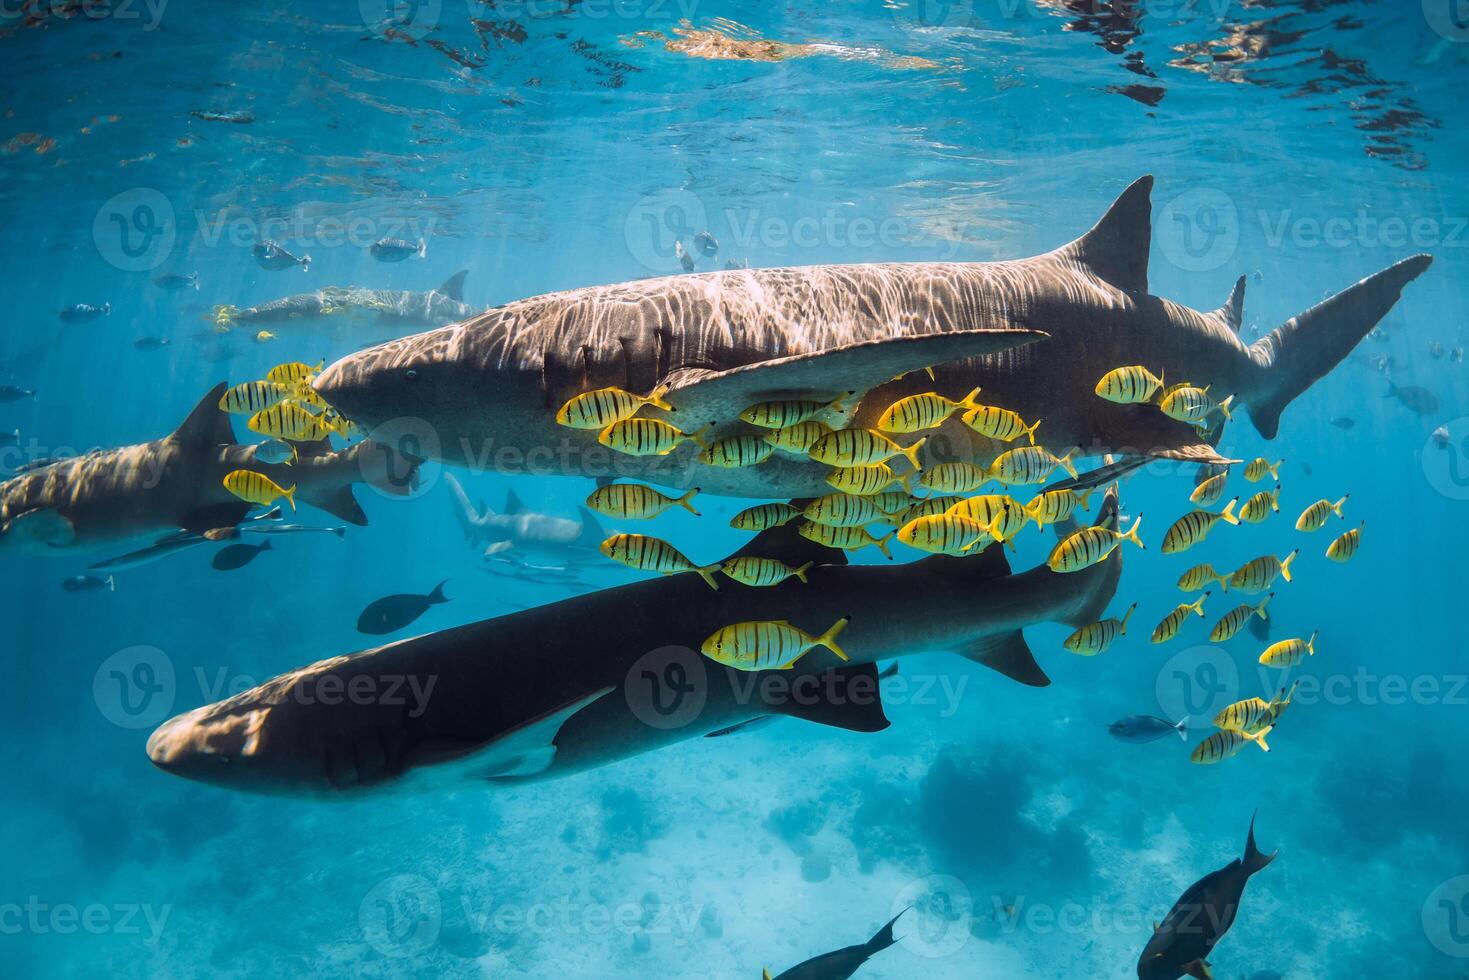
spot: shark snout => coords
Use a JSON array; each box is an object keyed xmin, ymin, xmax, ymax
[{"xmin": 146, "ymin": 704, "xmax": 267, "ymax": 788}]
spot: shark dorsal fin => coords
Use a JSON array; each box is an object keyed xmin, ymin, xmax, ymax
[
  {"xmin": 504, "ymin": 487, "xmax": 524, "ymax": 514},
  {"xmin": 171, "ymin": 382, "xmax": 235, "ymax": 450},
  {"xmin": 1215, "ymin": 276, "xmax": 1246, "ymax": 332},
  {"xmin": 436, "ymin": 269, "xmax": 468, "ymax": 302},
  {"xmin": 574, "ymin": 506, "xmax": 606, "ymax": 549},
  {"xmin": 1055, "ymin": 175, "xmax": 1153, "ymax": 296}
]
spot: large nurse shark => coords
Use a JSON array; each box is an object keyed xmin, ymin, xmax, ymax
[
  {"xmin": 0, "ymin": 383, "xmax": 419, "ymax": 556},
  {"xmin": 312, "ymin": 176, "xmax": 1432, "ymax": 498},
  {"xmin": 145, "ymin": 490, "xmax": 1125, "ymax": 796}
]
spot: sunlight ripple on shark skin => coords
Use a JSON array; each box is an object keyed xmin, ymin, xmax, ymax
[{"xmin": 313, "ymin": 177, "xmax": 1432, "ymax": 499}]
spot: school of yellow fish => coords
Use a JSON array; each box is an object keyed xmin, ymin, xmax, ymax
[{"xmin": 553, "ymin": 366, "xmax": 1362, "ymax": 717}]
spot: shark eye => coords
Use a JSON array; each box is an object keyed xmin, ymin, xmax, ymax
[{"xmin": 404, "ymin": 369, "xmax": 419, "ymax": 382}]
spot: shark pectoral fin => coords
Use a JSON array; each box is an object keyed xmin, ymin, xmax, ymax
[
  {"xmin": 659, "ymin": 328, "xmax": 1047, "ymax": 427},
  {"xmin": 179, "ymin": 503, "xmax": 252, "ymax": 536},
  {"xmin": 1181, "ymin": 960, "xmax": 1214, "ymax": 980},
  {"xmin": 956, "ymin": 631, "xmax": 1050, "ymax": 688},
  {"xmin": 1152, "ymin": 443, "xmax": 1240, "ymax": 466},
  {"xmin": 5, "ymin": 508, "xmax": 76, "ymax": 548},
  {"xmin": 768, "ymin": 663, "xmax": 889, "ymax": 733},
  {"xmin": 484, "ymin": 541, "xmax": 515, "ymax": 557},
  {"xmin": 300, "ymin": 485, "xmax": 369, "ymax": 526},
  {"xmin": 481, "ymin": 687, "xmax": 614, "ymax": 782}
]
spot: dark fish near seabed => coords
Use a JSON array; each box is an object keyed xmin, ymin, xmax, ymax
[
  {"xmin": 61, "ymin": 574, "xmax": 115, "ymax": 592},
  {"xmin": 58, "ymin": 302, "xmax": 110, "ymax": 322},
  {"xmin": 368, "ymin": 237, "xmax": 425, "ymax": 261},
  {"xmin": 252, "ymin": 240, "xmax": 312, "ymax": 271},
  {"xmin": 211, "ymin": 539, "xmax": 273, "ymax": 571},
  {"xmin": 134, "ymin": 336, "xmax": 171, "ymax": 350},
  {"xmin": 1385, "ymin": 379, "xmax": 1440, "ymax": 415},
  {"xmin": 763, "ymin": 909, "xmax": 906, "ymax": 980},
  {"xmin": 693, "ymin": 230, "xmax": 719, "ymax": 256},
  {"xmin": 356, "ymin": 579, "xmax": 450, "ymax": 634},
  {"xmin": 1109, "ymin": 715, "xmax": 1189, "ymax": 743},
  {"xmin": 154, "ymin": 271, "xmax": 200, "ymax": 292},
  {"xmin": 1329, "ymin": 416, "xmax": 1355, "ymax": 429},
  {"xmin": 1136, "ymin": 816, "xmax": 1275, "ymax": 980},
  {"xmin": 0, "ymin": 386, "xmax": 36, "ymax": 402}
]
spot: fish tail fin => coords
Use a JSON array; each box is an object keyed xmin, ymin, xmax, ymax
[
  {"xmin": 1247, "ymin": 725, "xmax": 1272, "ymax": 753},
  {"xmin": 1216, "ymin": 573, "xmax": 1230, "ymax": 593},
  {"xmin": 1174, "ymin": 717, "xmax": 1190, "ymax": 741},
  {"xmin": 959, "ymin": 386, "xmax": 983, "ymax": 411},
  {"xmin": 694, "ymin": 565, "xmax": 721, "ymax": 591},
  {"xmin": 428, "ymin": 580, "xmax": 450, "ymax": 604},
  {"xmin": 874, "ymin": 531, "xmax": 895, "ymax": 561},
  {"xmin": 688, "ymin": 424, "xmax": 713, "ymax": 451},
  {"xmin": 678, "ymin": 487, "xmax": 702, "ymax": 516},
  {"xmin": 646, "ymin": 384, "xmax": 674, "ymax": 412},
  {"xmin": 817, "ymin": 616, "xmax": 850, "ymax": 661},
  {"xmin": 1121, "ymin": 514, "xmax": 1144, "ymax": 550},
  {"xmin": 1220, "ymin": 497, "xmax": 1240, "ymax": 526},
  {"xmin": 1306, "ymin": 629, "xmax": 1317, "ymax": 654},
  {"xmin": 1281, "ymin": 549, "xmax": 1298, "ymax": 582},
  {"xmin": 1333, "ymin": 494, "xmax": 1349, "ymax": 517},
  {"xmin": 1058, "ymin": 448, "xmax": 1079, "ymax": 480},
  {"xmin": 899, "ymin": 471, "xmax": 918, "ymax": 496},
  {"xmin": 282, "ymin": 484, "xmax": 297, "ymax": 512},
  {"xmin": 1118, "ymin": 601, "xmax": 1137, "ymax": 633},
  {"xmin": 793, "ymin": 560, "xmax": 814, "ymax": 583},
  {"xmin": 1243, "ymin": 812, "xmax": 1278, "ymax": 875},
  {"xmin": 1023, "ymin": 417, "xmax": 1042, "ymax": 446},
  {"xmin": 1247, "ymin": 254, "xmax": 1432, "ymax": 438},
  {"xmin": 1217, "ymin": 394, "xmax": 1235, "ymax": 421},
  {"xmin": 301, "ymin": 255, "xmax": 311, "ymax": 270},
  {"xmin": 1060, "ymin": 488, "xmax": 1125, "ymax": 629},
  {"xmin": 106, "ymin": 575, "xmax": 116, "ymax": 592},
  {"xmin": 417, "ymin": 238, "xmax": 427, "ymax": 258},
  {"xmin": 865, "ymin": 908, "xmax": 908, "ymax": 955},
  {"xmin": 1270, "ymin": 459, "xmax": 1284, "ymax": 480},
  {"xmin": 1257, "ymin": 592, "xmax": 1273, "ymax": 620},
  {"xmin": 1191, "ymin": 592, "xmax": 1210, "ymax": 615},
  {"xmin": 901, "ymin": 436, "xmax": 927, "ymax": 472}
]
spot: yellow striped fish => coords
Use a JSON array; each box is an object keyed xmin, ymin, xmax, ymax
[
  {"xmin": 894, "ymin": 495, "xmax": 963, "ymax": 526},
  {"xmin": 763, "ymin": 420, "xmax": 833, "ymax": 454},
  {"xmin": 219, "ymin": 381, "xmax": 291, "ymax": 416},
  {"xmin": 1214, "ymin": 686, "xmax": 1295, "ymax": 735},
  {"xmin": 802, "ymin": 493, "xmax": 888, "ymax": 528},
  {"xmin": 701, "ymin": 617, "xmax": 849, "ymax": 671},
  {"xmin": 896, "ymin": 513, "xmax": 998, "ymax": 556},
  {"xmin": 877, "ymin": 387, "xmax": 982, "ymax": 434},
  {"xmin": 1151, "ymin": 593, "xmax": 1210, "ymax": 644},
  {"xmin": 556, "ymin": 385, "xmax": 673, "ymax": 429},
  {"xmin": 826, "ymin": 463, "xmax": 909, "ymax": 496},
  {"xmin": 1259, "ymin": 630, "xmax": 1317, "ymax": 668},
  {"xmin": 248, "ymin": 403, "xmax": 335, "ymax": 442},
  {"xmin": 1190, "ymin": 470, "xmax": 1229, "ymax": 506},
  {"xmin": 598, "ymin": 533, "xmax": 720, "ymax": 590},
  {"xmin": 1295, "ymin": 494, "xmax": 1349, "ymax": 532},
  {"xmin": 1244, "ymin": 457, "xmax": 1283, "ymax": 482},
  {"xmin": 948, "ymin": 495, "xmax": 1030, "ymax": 547},
  {"xmin": 869, "ymin": 491, "xmax": 916, "ymax": 516},
  {"xmin": 598, "ymin": 419, "xmax": 709, "ymax": 456},
  {"xmin": 730, "ymin": 502, "xmax": 800, "ymax": 531},
  {"xmin": 1209, "ymin": 593, "xmax": 1272, "ymax": 642},
  {"xmin": 265, "ymin": 360, "xmax": 323, "ymax": 385},
  {"xmin": 585, "ymin": 483, "xmax": 700, "ymax": 520},
  {"xmin": 1190, "ymin": 726, "xmax": 1271, "ymax": 765},
  {"xmin": 700, "ymin": 435, "xmax": 774, "ymax": 468},
  {"xmin": 1095, "ymin": 365, "xmax": 1164, "ymax": 405},
  {"xmin": 1024, "ymin": 488, "xmax": 1092, "ymax": 530},
  {"xmin": 1062, "ymin": 602, "xmax": 1136, "ymax": 656},
  {"xmin": 1177, "ymin": 562, "xmax": 1229, "ymax": 593},
  {"xmin": 1326, "ymin": 521, "xmax": 1363, "ymax": 562},
  {"xmin": 1228, "ymin": 551, "xmax": 1297, "ymax": 593},
  {"xmin": 720, "ymin": 558, "xmax": 813, "ymax": 588},
  {"xmin": 1047, "ymin": 516, "xmax": 1145, "ymax": 573},
  {"xmin": 1158, "ymin": 385, "xmax": 1233, "ymax": 424},
  {"xmin": 797, "ymin": 521, "xmax": 895, "ymax": 559},
  {"xmin": 809, "ymin": 429, "xmax": 925, "ymax": 470},
  {"xmin": 960, "ymin": 405, "xmax": 1042, "ymax": 445},
  {"xmin": 914, "ymin": 462, "xmax": 988, "ymax": 495},
  {"xmin": 1238, "ymin": 484, "xmax": 1281, "ymax": 524},
  {"xmin": 293, "ymin": 384, "xmax": 330, "ymax": 412},
  {"xmin": 222, "ymin": 469, "xmax": 296, "ymax": 511},
  {"xmin": 1160, "ymin": 498, "xmax": 1239, "ymax": 554},
  {"xmin": 988, "ymin": 446, "xmax": 1077, "ymax": 485},
  {"xmin": 739, "ymin": 393, "xmax": 851, "ymax": 429}
]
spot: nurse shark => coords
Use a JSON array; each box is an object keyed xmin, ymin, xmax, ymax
[
  {"xmin": 145, "ymin": 490, "xmax": 1124, "ymax": 796},
  {"xmin": 0, "ymin": 383, "xmax": 419, "ymax": 556},
  {"xmin": 213, "ymin": 270, "xmax": 477, "ymax": 337},
  {"xmin": 312, "ymin": 176, "xmax": 1432, "ymax": 498},
  {"xmin": 443, "ymin": 471, "xmax": 606, "ymax": 564}
]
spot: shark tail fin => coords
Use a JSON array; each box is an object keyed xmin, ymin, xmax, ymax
[
  {"xmin": 1243, "ymin": 812, "xmax": 1277, "ymax": 877},
  {"xmin": 428, "ymin": 580, "xmax": 450, "ymax": 604},
  {"xmin": 1247, "ymin": 254, "xmax": 1432, "ymax": 438},
  {"xmin": 1058, "ymin": 486, "xmax": 1125, "ymax": 630}
]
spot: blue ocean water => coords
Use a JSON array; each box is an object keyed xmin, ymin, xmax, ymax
[{"xmin": 1, "ymin": 2, "xmax": 1467, "ymax": 977}]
